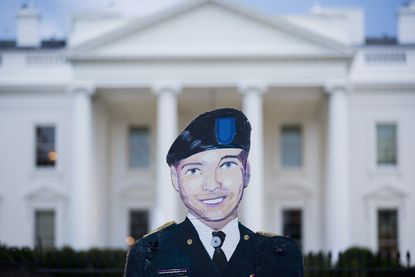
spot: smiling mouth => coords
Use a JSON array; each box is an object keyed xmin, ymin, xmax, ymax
[{"xmin": 200, "ymin": 196, "xmax": 226, "ymax": 206}]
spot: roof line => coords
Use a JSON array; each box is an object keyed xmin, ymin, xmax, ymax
[{"xmin": 67, "ymin": 0, "xmax": 352, "ymax": 57}]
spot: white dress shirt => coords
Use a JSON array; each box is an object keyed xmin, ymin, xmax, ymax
[{"xmin": 187, "ymin": 213, "xmax": 240, "ymax": 261}]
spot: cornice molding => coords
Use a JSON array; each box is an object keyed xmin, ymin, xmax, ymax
[
  {"xmin": 151, "ymin": 81, "xmax": 182, "ymax": 95},
  {"xmin": 68, "ymin": 53, "xmax": 353, "ymax": 64},
  {"xmin": 324, "ymin": 79, "xmax": 351, "ymax": 94},
  {"xmin": 0, "ymin": 82, "xmax": 69, "ymax": 94},
  {"xmin": 352, "ymin": 81, "xmax": 415, "ymax": 91},
  {"xmin": 237, "ymin": 81, "xmax": 268, "ymax": 95},
  {"xmin": 66, "ymin": 82, "xmax": 96, "ymax": 96}
]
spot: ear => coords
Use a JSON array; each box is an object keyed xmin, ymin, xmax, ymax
[
  {"xmin": 243, "ymin": 161, "xmax": 251, "ymax": 188},
  {"xmin": 170, "ymin": 166, "xmax": 180, "ymax": 192}
]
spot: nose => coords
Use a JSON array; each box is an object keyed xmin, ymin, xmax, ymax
[{"xmin": 202, "ymin": 169, "xmax": 221, "ymax": 192}]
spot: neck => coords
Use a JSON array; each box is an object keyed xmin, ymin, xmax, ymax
[{"xmin": 192, "ymin": 211, "xmax": 238, "ymax": 230}]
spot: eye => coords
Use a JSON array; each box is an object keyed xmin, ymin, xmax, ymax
[
  {"xmin": 185, "ymin": 168, "xmax": 202, "ymax": 176},
  {"xmin": 220, "ymin": 161, "xmax": 237, "ymax": 169}
]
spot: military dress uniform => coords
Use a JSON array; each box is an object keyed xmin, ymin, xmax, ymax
[
  {"xmin": 124, "ymin": 218, "xmax": 303, "ymax": 277},
  {"xmin": 124, "ymin": 108, "xmax": 304, "ymax": 276}
]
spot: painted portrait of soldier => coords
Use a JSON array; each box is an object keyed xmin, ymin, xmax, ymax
[{"xmin": 124, "ymin": 108, "xmax": 304, "ymax": 277}]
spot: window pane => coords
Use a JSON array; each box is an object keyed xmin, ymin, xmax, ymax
[
  {"xmin": 129, "ymin": 127, "xmax": 150, "ymax": 168},
  {"xmin": 281, "ymin": 126, "xmax": 302, "ymax": 167},
  {"xmin": 283, "ymin": 209, "xmax": 302, "ymax": 249},
  {"xmin": 36, "ymin": 126, "xmax": 56, "ymax": 167},
  {"xmin": 377, "ymin": 124, "xmax": 397, "ymax": 165},
  {"xmin": 378, "ymin": 209, "xmax": 398, "ymax": 257},
  {"xmin": 129, "ymin": 210, "xmax": 149, "ymax": 240},
  {"xmin": 35, "ymin": 210, "xmax": 55, "ymax": 249}
]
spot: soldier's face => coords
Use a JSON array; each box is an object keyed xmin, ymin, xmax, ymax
[{"xmin": 171, "ymin": 148, "xmax": 249, "ymax": 222}]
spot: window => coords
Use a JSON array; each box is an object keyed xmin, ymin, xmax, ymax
[
  {"xmin": 129, "ymin": 127, "xmax": 150, "ymax": 168},
  {"xmin": 129, "ymin": 210, "xmax": 149, "ymax": 240},
  {"xmin": 283, "ymin": 209, "xmax": 302, "ymax": 249},
  {"xmin": 376, "ymin": 124, "xmax": 397, "ymax": 165},
  {"xmin": 280, "ymin": 125, "xmax": 302, "ymax": 167},
  {"xmin": 35, "ymin": 210, "xmax": 55, "ymax": 249},
  {"xmin": 36, "ymin": 126, "xmax": 56, "ymax": 167},
  {"xmin": 378, "ymin": 209, "xmax": 398, "ymax": 257}
]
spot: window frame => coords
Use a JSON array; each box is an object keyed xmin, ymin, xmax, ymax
[
  {"xmin": 282, "ymin": 208, "xmax": 303, "ymax": 249},
  {"xmin": 34, "ymin": 125, "xmax": 57, "ymax": 168},
  {"xmin": 279, "ymin": 124, "xmax": 304, "ymax": 169},
  {"xmin": 127, "ymin": 126, "xmax": 151, "ymax": 169},
  {"xmin": 27, "ymin": 192, "xmax": 66, "ymax": 249},
  {"xmin": 377, "ymin": 208, "xmax": 399, "ymax": 257},
  {"xmin": 376, "ymin": 123, "xmax": 398, "ymax": 167},
  {"xmin": 34, "ymin": 209, "xmax": 56, "ymax": 249},
  {"xmin": 128, "ymin": 209, "xmax": 150, "ymax": 241}
]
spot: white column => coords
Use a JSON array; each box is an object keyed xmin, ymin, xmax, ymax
[
  {"xmin": 239, "ymin": 83, "xmax": 266, "ymax": 232},
  {"xmin": 68, "ymin": 84, "xmax": 99, "ymax": 250},
  {"xmin": 325, "ymin": 83, "xmax": 350, "ymax": 255},
  {"xmin": 152, "ymin": 83, "xmax": 181, "ymax": 229}
]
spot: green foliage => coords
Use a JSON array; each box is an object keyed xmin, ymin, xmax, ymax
[
  {"xmin": 336, "ymin": 247, "xmax": 401, "ymax": 269},
  {"xmin": 1, "ymin": 245, "xmax": 412, "ymax": 277},
  {"xmin": 0, "ymin": 245, "xmax": 126, "ymax": 269}
]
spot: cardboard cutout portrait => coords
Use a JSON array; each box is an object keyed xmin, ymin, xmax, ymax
[{"xmin": 125, "ymin": 108, "xmax": 304, "ymax": 277}]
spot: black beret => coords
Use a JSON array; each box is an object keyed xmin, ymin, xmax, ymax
[{"xmin": 166, "ymin": 108, "xmax": 251, "ymax": 166}]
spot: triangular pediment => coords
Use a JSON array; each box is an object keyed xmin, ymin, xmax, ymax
[
  {"xmin": 274, "ymin": 178, "xmax": 314, "ymax": 200},
  {"xmin": 363, "ymin": 185, "xmax": 408, "ymax": 201},
  {"xmin": 117, "ymin": 183, "xmax": 153, "ymax": 198},
  {"xmin": 68, "ymin": 0, "xmax": 351, "ymax": 60},
  {"xmin": 25, "ymin": 186, "xmax": 67, "ymax": 201}
]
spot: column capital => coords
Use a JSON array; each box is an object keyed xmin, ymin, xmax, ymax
[
  {"xmin": 237, "ymin": 81, "xmax": 268, "ymax": 95},
  {"xmin": 152, "ymin": 81, "xmax": 182, "ymax": 95},
  {"xmin": 324, "ymin": 80, "xmax": 350, "ymax": 95},
  {"xmin": 67, "ymin": 83, "xmax": 96, "ymax": 96}
]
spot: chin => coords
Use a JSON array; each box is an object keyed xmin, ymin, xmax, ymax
[{"xmin": 202, "ymin": 208, "xmax": 238, "ymax": 222}]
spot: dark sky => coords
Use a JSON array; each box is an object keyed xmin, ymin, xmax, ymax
[{"xmin": 0, "ymin": 0, "xmax": 409, "ymax": 40}]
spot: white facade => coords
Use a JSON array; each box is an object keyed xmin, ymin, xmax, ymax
[{"xmin": 0, "ymin": 0, "xmax": 414, "ymax": 257}]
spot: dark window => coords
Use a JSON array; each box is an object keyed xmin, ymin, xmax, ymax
[
  {"xmin": 35, "ymin": 210, "xmax": 55, "ymax": 249},
  {"xmin": 36, "ymin": 126, "xmax": 56, "ymax": 167},
  {"xmin": 283, "ymin": 209, "xmax": 302, "ymax": 249},
  {"xmin": 129, "ymin": 210, "xmax": 149, "ymax": 240},
  {"xmin": 376, "ymin": 124, "xmax": 397, "ymax": 165},
  {"xmin": 281, "ymin": 126, "xmax": 302, "ymax": 167},
  {"xmin": 378, "ymin": 209, "xmax": 398, "ymax": 257},
  {"xmin": 129, "ymin": 127, "xmax": 150, "ymax": 168}
]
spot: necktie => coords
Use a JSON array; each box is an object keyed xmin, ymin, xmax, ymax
[{"xmin": 211, "ymin": 231, "xmax": 227, "ymax": 273}]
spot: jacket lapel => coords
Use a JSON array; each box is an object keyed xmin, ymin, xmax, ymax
[
  {"xmin": 177, "ymin": 218, "xmax": 217, "ymax": 276},
  {"xmin": 222, "ymin": 222, "xmax": 258, "ymax": 276}
]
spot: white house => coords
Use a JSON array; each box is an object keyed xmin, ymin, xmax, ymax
[{"xmin": 0, "ymin": 0, "xmax": 414, "ymax": 259}]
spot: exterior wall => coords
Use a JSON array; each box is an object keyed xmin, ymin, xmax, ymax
[
  {"xmin": 263, "ymin": 90, "xmax": 326, "ymax": 253},
  {"xmin": 349, "ymin": 91, "xmax": 415, "ymax": 256},
  {"xmin": 0, "ymin": 92, "xmax": 71, "ymax": 247},
  {"xmin": 103, "ymin": 92, "xmax": 157, "ymax": 247}
]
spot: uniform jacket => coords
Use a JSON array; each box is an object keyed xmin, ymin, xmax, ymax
[{"xmin": 124, "ymin": 218, "xmax": 304, "ymax": 277}]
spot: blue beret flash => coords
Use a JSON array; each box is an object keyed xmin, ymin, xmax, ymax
[
  {"xmin": 215, "ymin": 117, "xmax": 236, "ymax": 145},
  {"xmin": 166, "ymin": 108, "xmax": 251, "ymax": 166}
]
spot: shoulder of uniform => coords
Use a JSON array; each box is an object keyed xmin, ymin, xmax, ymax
[
  {"xmin": 143, "ymin": 221, "xmax": 177, "ymax": 238},
  {"xmin": 256, "ymin": 231, "xmax": 279, "ymax": 238}
]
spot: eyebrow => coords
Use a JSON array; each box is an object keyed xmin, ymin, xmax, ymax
[
  {"xmin": 220, "ymin": 155, "xmax": 242, "ymax": 162},
  {"xmin": 181, "ymin": 162, "xmax": 203, "ymax": 170}
]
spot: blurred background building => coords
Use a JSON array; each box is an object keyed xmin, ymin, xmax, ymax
[{"xmin": 0, "ymin": 0, "xmax": 414, "ymax": 259}]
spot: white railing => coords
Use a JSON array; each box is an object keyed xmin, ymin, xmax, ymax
[
  {"xmin": 364, "ymin": 52, "xmax": 406, "ymax": 65},
  {"xmin": 26, "ymin": 54, "xmax": 67, "ymax": 67}
]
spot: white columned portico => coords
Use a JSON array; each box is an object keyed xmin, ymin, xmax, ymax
[
  {"xmin": 325, "ymin": 83, "xmax": 350, "ymax": 255},
  {"xmin": 152, "ymin": 83, "xmax": 181, "ymax": 229},
  {"xmin": 68, "ymin": 84, "xmax": 99, "ymax": 249},
  {"xmin": 239, "ymin": 83, "xmax": 266, "ymax": 232}
]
